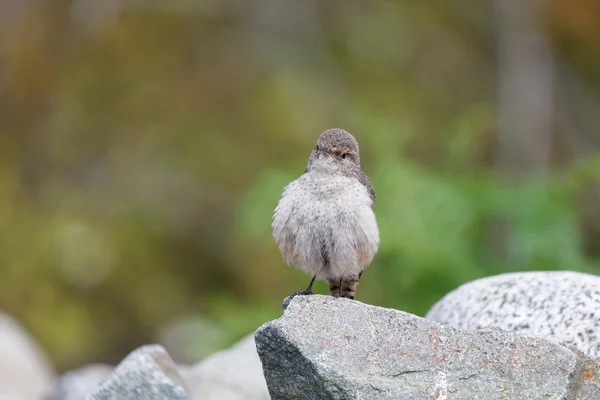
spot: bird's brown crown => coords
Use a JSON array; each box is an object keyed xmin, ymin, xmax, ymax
[
  {"xmin": 306, "ymin": 128, "xmax": 364, "ymax": 172},
  {"xmin": 316, "ymin": 128, "xmax": 360, "ymax": 155}
]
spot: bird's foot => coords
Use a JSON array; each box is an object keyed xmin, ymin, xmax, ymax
[
  {"xmin": 330, "ymin": 293, "xmax": 354, "ymax": 300},
  {"xmin": 282, "ymin": 289, "xmax": 314, "ymax": 312}
]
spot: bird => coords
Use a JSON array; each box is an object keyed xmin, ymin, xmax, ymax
[{"xmin": 272, "ymin": 128, "xmax": 379, "ymax": 300}]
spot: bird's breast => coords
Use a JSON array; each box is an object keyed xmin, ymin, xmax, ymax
[
  {"xmin": 296, "ymin": 173, "xmax": 372, "ymax": 207},
  {"xmin": 272, "ymin": 172, "xmax": 379, "ymax": 277}
]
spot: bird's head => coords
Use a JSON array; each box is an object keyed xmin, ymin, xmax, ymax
[{"xmin": 306, "ymin": 128, "xmax": 361, "ymax": 173}]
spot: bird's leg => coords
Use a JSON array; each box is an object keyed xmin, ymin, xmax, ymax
[
  {"xmin": 327, "ymin": 277, "xmax": 344, "ymax": 298},
  {"xmin": 282, "ymin": 275, "xmax": 317, "ymax": 311},
  {"xmin": 288, "ymin": 275, "xmax": 316, "ymax": 298},
  {"xmin": 300, "ymin": 275, "xmax": 316, "ymax": 295},
  {"xmin": 329, "ymin": 274, "xmax": 362, "ymax": 299}
]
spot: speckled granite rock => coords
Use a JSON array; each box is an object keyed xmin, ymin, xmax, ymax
[
  {"xmin": 85, "ymin": 345, "xmax": 191, "ymax": 400},
  {"xmin": 179, "ymin": 334, "xmax": 270, "ymax": 400},
  {"xmin": 426, "ymin": 271, "xmax": 600, "ymax": 360},
  {"xmin": 72, "ymin": 335, "xmax": 268, "ymax": 400},
  {"xmin": 44, "ymin": 364, "xmax": 112, "ymax": 400},
  {"xmin": 255, "ymin": 295, "xmax": 600, "ymax": 400}
]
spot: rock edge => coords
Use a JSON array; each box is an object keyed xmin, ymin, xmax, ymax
[{"xmin": 255, "ymin": 295, "xmax": 600, "ymax": 400}]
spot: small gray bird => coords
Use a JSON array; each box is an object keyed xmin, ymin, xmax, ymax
[{"xmin": 272, "ymin": 128, "xmax": 379, "ymax": 299}]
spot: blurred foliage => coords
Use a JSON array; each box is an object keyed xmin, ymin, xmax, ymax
[{"xmin": 0, "ymin": 0, "xmax": 599, "ymax": 371}]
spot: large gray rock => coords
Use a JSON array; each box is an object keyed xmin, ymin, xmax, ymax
[
  {"xmin": 255, "ymin": 295, "xmax": 600, "ymax": 400},
  {"xmin": 179, "ymin": 334, "xmax": 269, "ymax": 400},
  {"xmin": 45, "ymin": 364, "xmax": 112, "ymax": 400},
  {"xmin": 80, "ymin": 335, "xmax": 268, "ymax": 400},
  {"xmin": 85, "ymin": 345, "xmax": 191, "ymax": 400},
  {"xmin": 426, "ymin": 271, "xmax": 600, "ymax": 360},
  {"xmin": 0, "ymin": 312, "xmax": 55, "ymax": 400}
]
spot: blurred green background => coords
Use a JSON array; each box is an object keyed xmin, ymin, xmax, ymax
[{"xmin": 1, "ymin": 0, "xmax": 600, "ymax": 371}]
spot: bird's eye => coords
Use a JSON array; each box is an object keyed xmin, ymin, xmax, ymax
[{"xmin": 341, "ymin": 153, "xmax": 348, "ymax": 159}]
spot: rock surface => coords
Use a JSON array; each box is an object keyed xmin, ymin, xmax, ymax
[
  {"xmin": 85, "ymin": 345, "xmax": 191, "ymax": 400},
  {"xmin": 45, "ymin": 364, "xmax": 112, "ymax": 400},
  {"xmin": 0, "ymin": 312, "xmax": 55, "ymax": 400},
  {"xmin": 179, "ymin": 334, "xmax": 270, "ymax": 400},
  {"xmin": 77, "ymin": 335, "xmax": 268, "ymax": 400},
  {"xmin": 255, "ymin": 295, "xmax": 600, "ymax": 400},
  {"xmin": 426, "ymin": 271, "xmax": 600, "ymax": 360}
]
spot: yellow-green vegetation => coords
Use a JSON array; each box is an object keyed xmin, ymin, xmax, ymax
[{"xmin": 0, "ymin": 1, "xmax": 599, "ymax": 370}]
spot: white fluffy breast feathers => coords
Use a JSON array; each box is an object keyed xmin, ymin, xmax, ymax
[{"xmin": 272, "ymin": 173, "xmax": 379, "ymax": 278}]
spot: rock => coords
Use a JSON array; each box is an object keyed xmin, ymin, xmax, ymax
[
  {"xmin": 67, "ymin": 334, "xmax": 268, "ymax": 400},
  {"xmin": 425, "ymin": 271, "xmax": 600, "ymax": 360},
  {"xmin": 85, "ymin": 345, "xmax": 191, "ymax": 400},
  {"xmin": 578, "ymin": 358, "xmax": 600, "ymax": 399},
  {"xmin": 0, "ymin": 312, "xmax": 55, "ymax": 400},
  {"xmin": 157, "ymin": 317, "xmax": 225, "ymax": 364},
  {"xmin": 44, "ymin": 364, "xmax": 112, "ymax": 400},
  {"xmin": 282, "ymin": 294, "xmax": 295, "ymax": 312},
  {"xmin": 255, "ymin": 294, "xmax": 600, "ymax": 400},
  {"xmin": 179, "ymin": 334, "xmax": 269, "ymax": 400}
]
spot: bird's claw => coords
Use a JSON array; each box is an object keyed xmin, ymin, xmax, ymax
[{"xmin": 282, "ymin": 289, "xmax": 314, "ymax": 312}]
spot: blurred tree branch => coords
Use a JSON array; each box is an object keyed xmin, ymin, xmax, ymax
[
  {"xmin": 494, "ymin": 0, "xmax": 554, "ymax": 179},
  {"xmin": 487, "ymin": 0, "xmax": 555, "ymax": 261}
]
